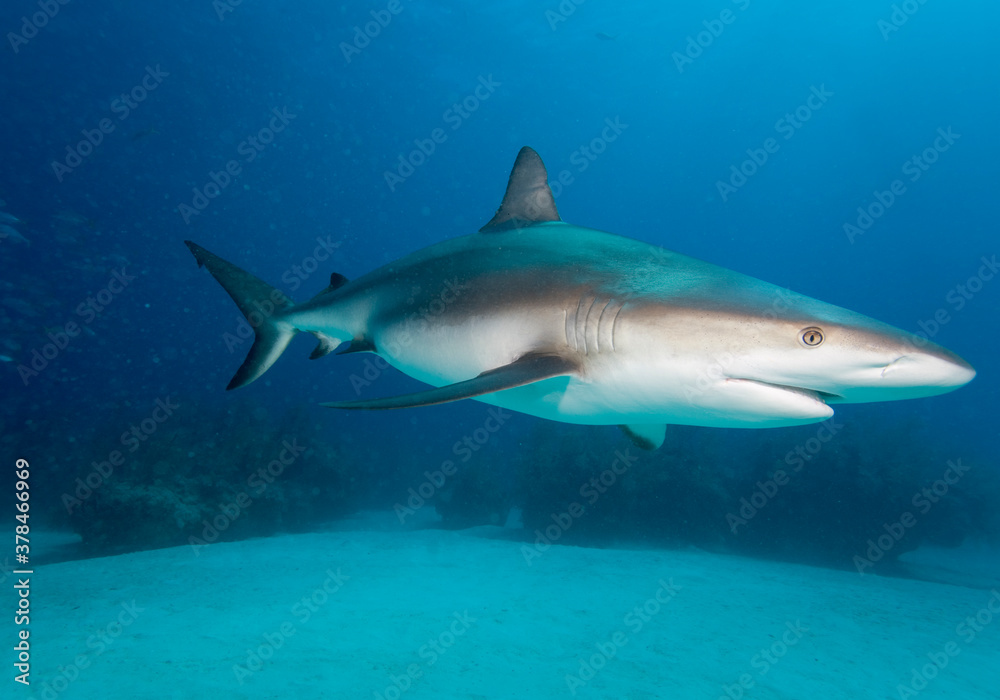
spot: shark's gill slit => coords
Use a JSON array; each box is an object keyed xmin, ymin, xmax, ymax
[
  {"xmin": 609, "ymin": 300, "xmax": 625, "ymax": 353},
  {"xmin": 575, "ymin": 296, "xmax": 595, "ymax": 355},
  {"xmin": 564, "ymin": 304, "xmax": 578, "ymax": 352},
  {"xmin": 582, "ymin": 297, "xmax": 604, "ymax": 356},
  {"xmin": 590, "ymin": 298, "xmax": 613, "ymax": 354}
]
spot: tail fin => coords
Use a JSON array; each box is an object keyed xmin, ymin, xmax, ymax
[{"xmin": 185, "ymin": 240, "xmax": 298, "ymax": 390}]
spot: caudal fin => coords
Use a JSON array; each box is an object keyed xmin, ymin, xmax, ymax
[{"xmin": 185, "ymin": 240, "xmax": 298, "ymax": 390}]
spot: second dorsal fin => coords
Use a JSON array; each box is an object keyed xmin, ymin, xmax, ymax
[{"xmin": 479, "ymin": 146, "xmax": 561, "ymax": 232}]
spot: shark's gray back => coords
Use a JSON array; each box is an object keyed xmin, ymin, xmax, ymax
[{"xmin": 332, "ymin": 222, "xmax": 865, "ymax": 337}]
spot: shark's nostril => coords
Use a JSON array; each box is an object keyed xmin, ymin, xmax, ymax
[
  {"xmin": 880, "ymin": 353, "xmax": 975, "ymax": 388},
  {"xmin": 880, "ymin": 356, "xmax": 909, "ymax": 378}
]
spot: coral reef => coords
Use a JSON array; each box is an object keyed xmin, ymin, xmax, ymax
[
  {"xmin": 13, "ymin": 391, "xmax": 997, "ymax": 570},
  {"xmin": 502, "ymin": 416, "xmax": 999, "ymax": 569},
  {"xmin": 63, "ymin": 400, "xmax": 358, "ymax": 554}
]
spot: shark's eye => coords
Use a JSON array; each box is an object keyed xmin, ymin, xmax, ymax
[{"xmin": 800, "ymin": 327, "xmax": 824, "ymax": 347}]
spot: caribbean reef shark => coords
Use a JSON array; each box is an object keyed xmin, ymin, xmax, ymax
[{"xmin": 185, "ymin": 147, "xmax": 975, "ymax": 449}]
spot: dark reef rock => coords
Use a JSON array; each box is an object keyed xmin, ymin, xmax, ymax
[
  {"xmin": 501, "ymin": 417, "xmax": 999, "ymax": 570},
  {"xmin": 65, "ymin": 401, "xmax": 358, "ymax": 555}
]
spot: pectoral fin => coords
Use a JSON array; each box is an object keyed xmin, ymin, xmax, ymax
[{"xmin": 321, "ymin": 353, "xmax": 577, "ymax": 410}]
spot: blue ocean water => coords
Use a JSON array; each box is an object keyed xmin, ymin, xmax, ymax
[{"xmin": 1, "ymin": 1, "xmax": 998, "ymax": 698}]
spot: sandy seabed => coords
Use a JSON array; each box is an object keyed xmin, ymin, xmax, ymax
[{"xmin": 15, "ymin": 512, "xmax": 1000, "ymax": 700}]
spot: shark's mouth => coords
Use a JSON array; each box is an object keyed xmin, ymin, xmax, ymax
[{"xmin": 732, "ymin": 378, "xmax": 844, "ymax": 405}]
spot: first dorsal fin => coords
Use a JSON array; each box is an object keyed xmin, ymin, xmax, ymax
[{"xmin": 479, "ymin": 146, "xmax": 561, "ymax": 232}]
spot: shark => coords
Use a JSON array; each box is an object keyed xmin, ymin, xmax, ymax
[{"xmin": 185, "ymin": 146, "xmax": 975, "ymax": 449}]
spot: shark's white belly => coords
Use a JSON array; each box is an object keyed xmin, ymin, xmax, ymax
[
  {"xmin": 479, "ymin": 360, "xmax": 833, "ymax": 429},
  {"xmin": 372, "ymin": 308, "xmax": 833, "ymax": 429}
]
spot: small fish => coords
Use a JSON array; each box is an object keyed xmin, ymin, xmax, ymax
[
  {"xmin": 595, "ymin": 32, "xmax": 619, "ymax": 41},
  {"xmin": 0, "ymin": 224, "xmax": 29, "ymax": 245},
  {"xmin": 0, "ymin": 211, "xmax": 20, "ymax": 224},
  {"xmin": 52, "ymin": 211, "xmax": 97, "ymax": 229},
  {"xmin": 131, "ymin": 127, "xmax": 160, "ymax": 141},
  {"xmin": 0, "ymin": 354, "xmax": 13, "ymax": 363},
  {"xmin": 1, "ymin": 297, "xmax": 38, "ymax": 317}
]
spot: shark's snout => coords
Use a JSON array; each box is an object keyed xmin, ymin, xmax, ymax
[
  {"xmin": 737, "ymin": 327, "xmax": 976, "ymax": 408},
  {"xmin": 880, "ymin": 351, "xmax": 976, "ymax": 392},
  {"xmin": 822, "ymin": 345, "xmax": 976, "ymax": 404}
]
